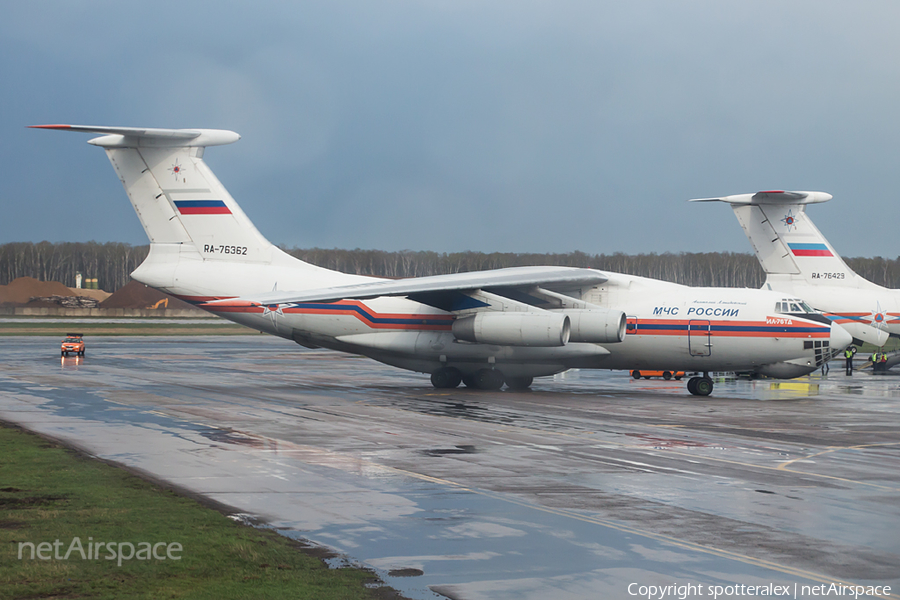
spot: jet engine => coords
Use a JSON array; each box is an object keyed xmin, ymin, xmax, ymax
[
  {"xmin": 565, "ymin": 309, "xmax": 627, "ymax": 343},
  {"xmin": 452, "ymin": 312, "xmax": 570, "ymax": 347}
]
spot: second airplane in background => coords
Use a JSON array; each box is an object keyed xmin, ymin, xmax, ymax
[{"xmin": 692, "ymin": 190, "xmax": 896, "ymax": 349}]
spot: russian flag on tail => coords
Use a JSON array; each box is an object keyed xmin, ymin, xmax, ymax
[
  {"xmin": 174, "ymin": 200, "xmax": 232, "ymax": 215},
  {"xmin": 788, "ymin": 243, "xmax": 832, "ymax": 257}
]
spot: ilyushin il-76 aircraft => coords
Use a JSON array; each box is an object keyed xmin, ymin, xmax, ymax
[
  {"xmin": 692, "ymin": 191, "xmax": 897, "ymax": 351},
  {"xmin": 34, "ymin": 126, "xmax": 851, "ymax": 396}
]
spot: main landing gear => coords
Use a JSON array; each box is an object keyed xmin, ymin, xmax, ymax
[
  {"xmin": 430, "ymin": 367, "xmax": 532, "ymax": 391},
  {"xmin": 687, "ymin": 373, "xmax": 713, "ymax": 396},
  {"xmin": 430, "ymin": 367, "xmax": 462, "ymax": 389}
]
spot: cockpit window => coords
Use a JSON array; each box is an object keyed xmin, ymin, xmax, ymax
[{"xmin": 776, "ymin": 299, "xmax": 816, "ymax": 314}]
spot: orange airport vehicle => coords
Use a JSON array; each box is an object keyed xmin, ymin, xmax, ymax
[
  {"xmin": 631, "ymin": 369, "xmax": 684, "ymax": 380},
  {"xmin": 61, "ymin": 333, "xmax": 85, "ymax": 357}
]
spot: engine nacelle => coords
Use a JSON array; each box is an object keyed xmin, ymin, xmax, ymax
[
  {"xmin": 565, "ymin": 309, "xmax": 627, "ymax": 344},
  {"xmin": 452, "ymin": 312, "xmax": 570, "ymax": 347}
]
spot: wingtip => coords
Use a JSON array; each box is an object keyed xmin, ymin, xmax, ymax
[{"xmin": 28, "ymin": 124, "xmax": 72, "ymax": 130}]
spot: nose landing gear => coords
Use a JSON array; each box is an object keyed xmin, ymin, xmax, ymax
[{"xmin": 687, "ymin": 374, "xmax": 713, "ymax": 396}]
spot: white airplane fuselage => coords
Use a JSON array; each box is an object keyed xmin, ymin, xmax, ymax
[{"xmin": 139, "ymin": 248, "xmax": 843, "ymax": 380}]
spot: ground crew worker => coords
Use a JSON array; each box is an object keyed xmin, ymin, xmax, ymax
[
  {"xmin": 879, "ymin": 350, "xmax": 888, "ymax": 373},
  {"xmin": 845, "ymin": 346, "xmax": 855, "ymax": 375},
  {"xmin": 872, "ymin": 352, "xmax": 881, "ymax": 373}
]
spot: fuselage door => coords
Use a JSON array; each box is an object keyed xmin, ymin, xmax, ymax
[{"xmin": 688, "ymin": 320, "xmax": 712, "ymax": 356}]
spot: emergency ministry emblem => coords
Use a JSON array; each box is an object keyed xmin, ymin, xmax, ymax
[
  {"xmin": 781, "ymin": 210, "xmax": 797, "ymax": 231},
  {"xmin": 871, "ymin": 302, "xmax": 886, "ymax": 331},
  {"xmin": 168, "ymin": 159, "xmax": 184, "ymax": 181}
]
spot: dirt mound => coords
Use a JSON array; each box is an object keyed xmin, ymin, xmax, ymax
[
  {"xmin": 100, "ymin": 280, "xmax": 197, "ymax": 310},
  {"xmin": 0, "ymin": 277, "xmax": 198, "ymax": 311},
  {"xmin": 0, "ymin": 277, "xmax": 76, "ymax": 305}
]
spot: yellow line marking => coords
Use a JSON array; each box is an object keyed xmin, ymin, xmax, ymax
[
  {"xmin": 776, "ymin": 442, "xmax": 900, "ymax": 470},
  {"xmin": 620, "ymin": 444, "xmax": 900, "ymax": 492}
]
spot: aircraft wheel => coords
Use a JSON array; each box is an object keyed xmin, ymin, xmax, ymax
[
  {"xmin": 688, "ymin": 377, "xmax": 713, "ymax": 396},
  {"xmin": 695, "ymin": 377, "xmax": 713, "ymax": 396},
  {"xmin": 663, "ymin": 371, "xmax": 672, "ymax": 380},
  {"xmin": 474, "ymin": 369, "xmax": 505, "ymax": 391},
  {"xmin": 632, "ymin": 370, "xmax": 641, "ymax": 379},
  {"xmin": 505, "ymin": 376, "xmax": 533, "ymax": 391},
  {"xmin": 430, "ymin": 367, "xmax": 462, "ymax": 389}
]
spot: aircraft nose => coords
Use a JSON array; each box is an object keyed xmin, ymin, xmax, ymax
[{"xmin": 829, "ymin": 322, "xmax": 852, "ymax": 350}]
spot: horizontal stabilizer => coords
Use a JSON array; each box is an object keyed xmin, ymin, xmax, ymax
[
  {"xmin": 689, "ymin": 190, "xmax": 832, "ymax": 205},
  {"xmin": 29, "ymin": 124, "xmax": 240, "ymax": 148},
  {"xmin": 209, "ymin": 266, "xmax": 608, "ymax": 307}
]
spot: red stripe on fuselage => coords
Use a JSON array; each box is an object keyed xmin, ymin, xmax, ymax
[
  {"xmin": 630, "ymin": 318, "xmax": 830, "ymax": 338},
  {"xmin": 181, "ymin": 297, "xmax": 831, "ymax": 337},
  {"xmin": 202, "ymin": 299, "xmax": 454, "ymax": 331}
]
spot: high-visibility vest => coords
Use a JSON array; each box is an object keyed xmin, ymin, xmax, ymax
[{"xmin": 845, "ymin": 349, "xmax": 853, "ymax": 359}]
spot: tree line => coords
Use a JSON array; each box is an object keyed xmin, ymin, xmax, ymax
[
  {"xmin": 0, "ymin": 242, "xmax": 148, "ymax": 292},
  {"xmin": 1, "ymin": 241, "xmax": 898, "ymax": 291}
]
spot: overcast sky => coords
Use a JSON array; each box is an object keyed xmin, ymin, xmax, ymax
[{"xmin": 3, "ymin": 1, "xmax": 899, "ymax": 257}]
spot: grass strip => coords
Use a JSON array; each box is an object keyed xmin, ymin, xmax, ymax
[{"xmin": 0, "ymin": 423, "xmax": 402, "ymax": 599}]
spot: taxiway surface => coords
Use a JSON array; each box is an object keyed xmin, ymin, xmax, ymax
[{"xmin": 0, "ymin": 336, "xmax": 897, "ymax": 599}]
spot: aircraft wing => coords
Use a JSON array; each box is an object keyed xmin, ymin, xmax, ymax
[{"xmin": 212, "ymin": 266, "xmax": 607, "ymax": 307}]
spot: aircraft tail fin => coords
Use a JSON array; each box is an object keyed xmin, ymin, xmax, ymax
[
  {"xmin": 690, "ymin": 190, "xmax": 874, "ymax": 290},
  {"xmin": 30, "ymin": 125, "xmax": 275, "ymax": 264}
]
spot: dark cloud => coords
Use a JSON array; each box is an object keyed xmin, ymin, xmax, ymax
[{"xmin": 4, "ymin": 1, "xmax": 899, "ymax": 256}]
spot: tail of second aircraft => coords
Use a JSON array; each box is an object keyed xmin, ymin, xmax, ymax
[
  {"xmin": 690, "ymin": 191, "xmax": 883, "ymax": 293},
  {"xmin": 31, "ymin": 125, "xmax": 348, "ymax": 296}
]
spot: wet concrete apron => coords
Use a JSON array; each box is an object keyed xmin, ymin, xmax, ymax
[{"xmin": 1, "ymin": 336, "xmax": 897, "ymax": 599}]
